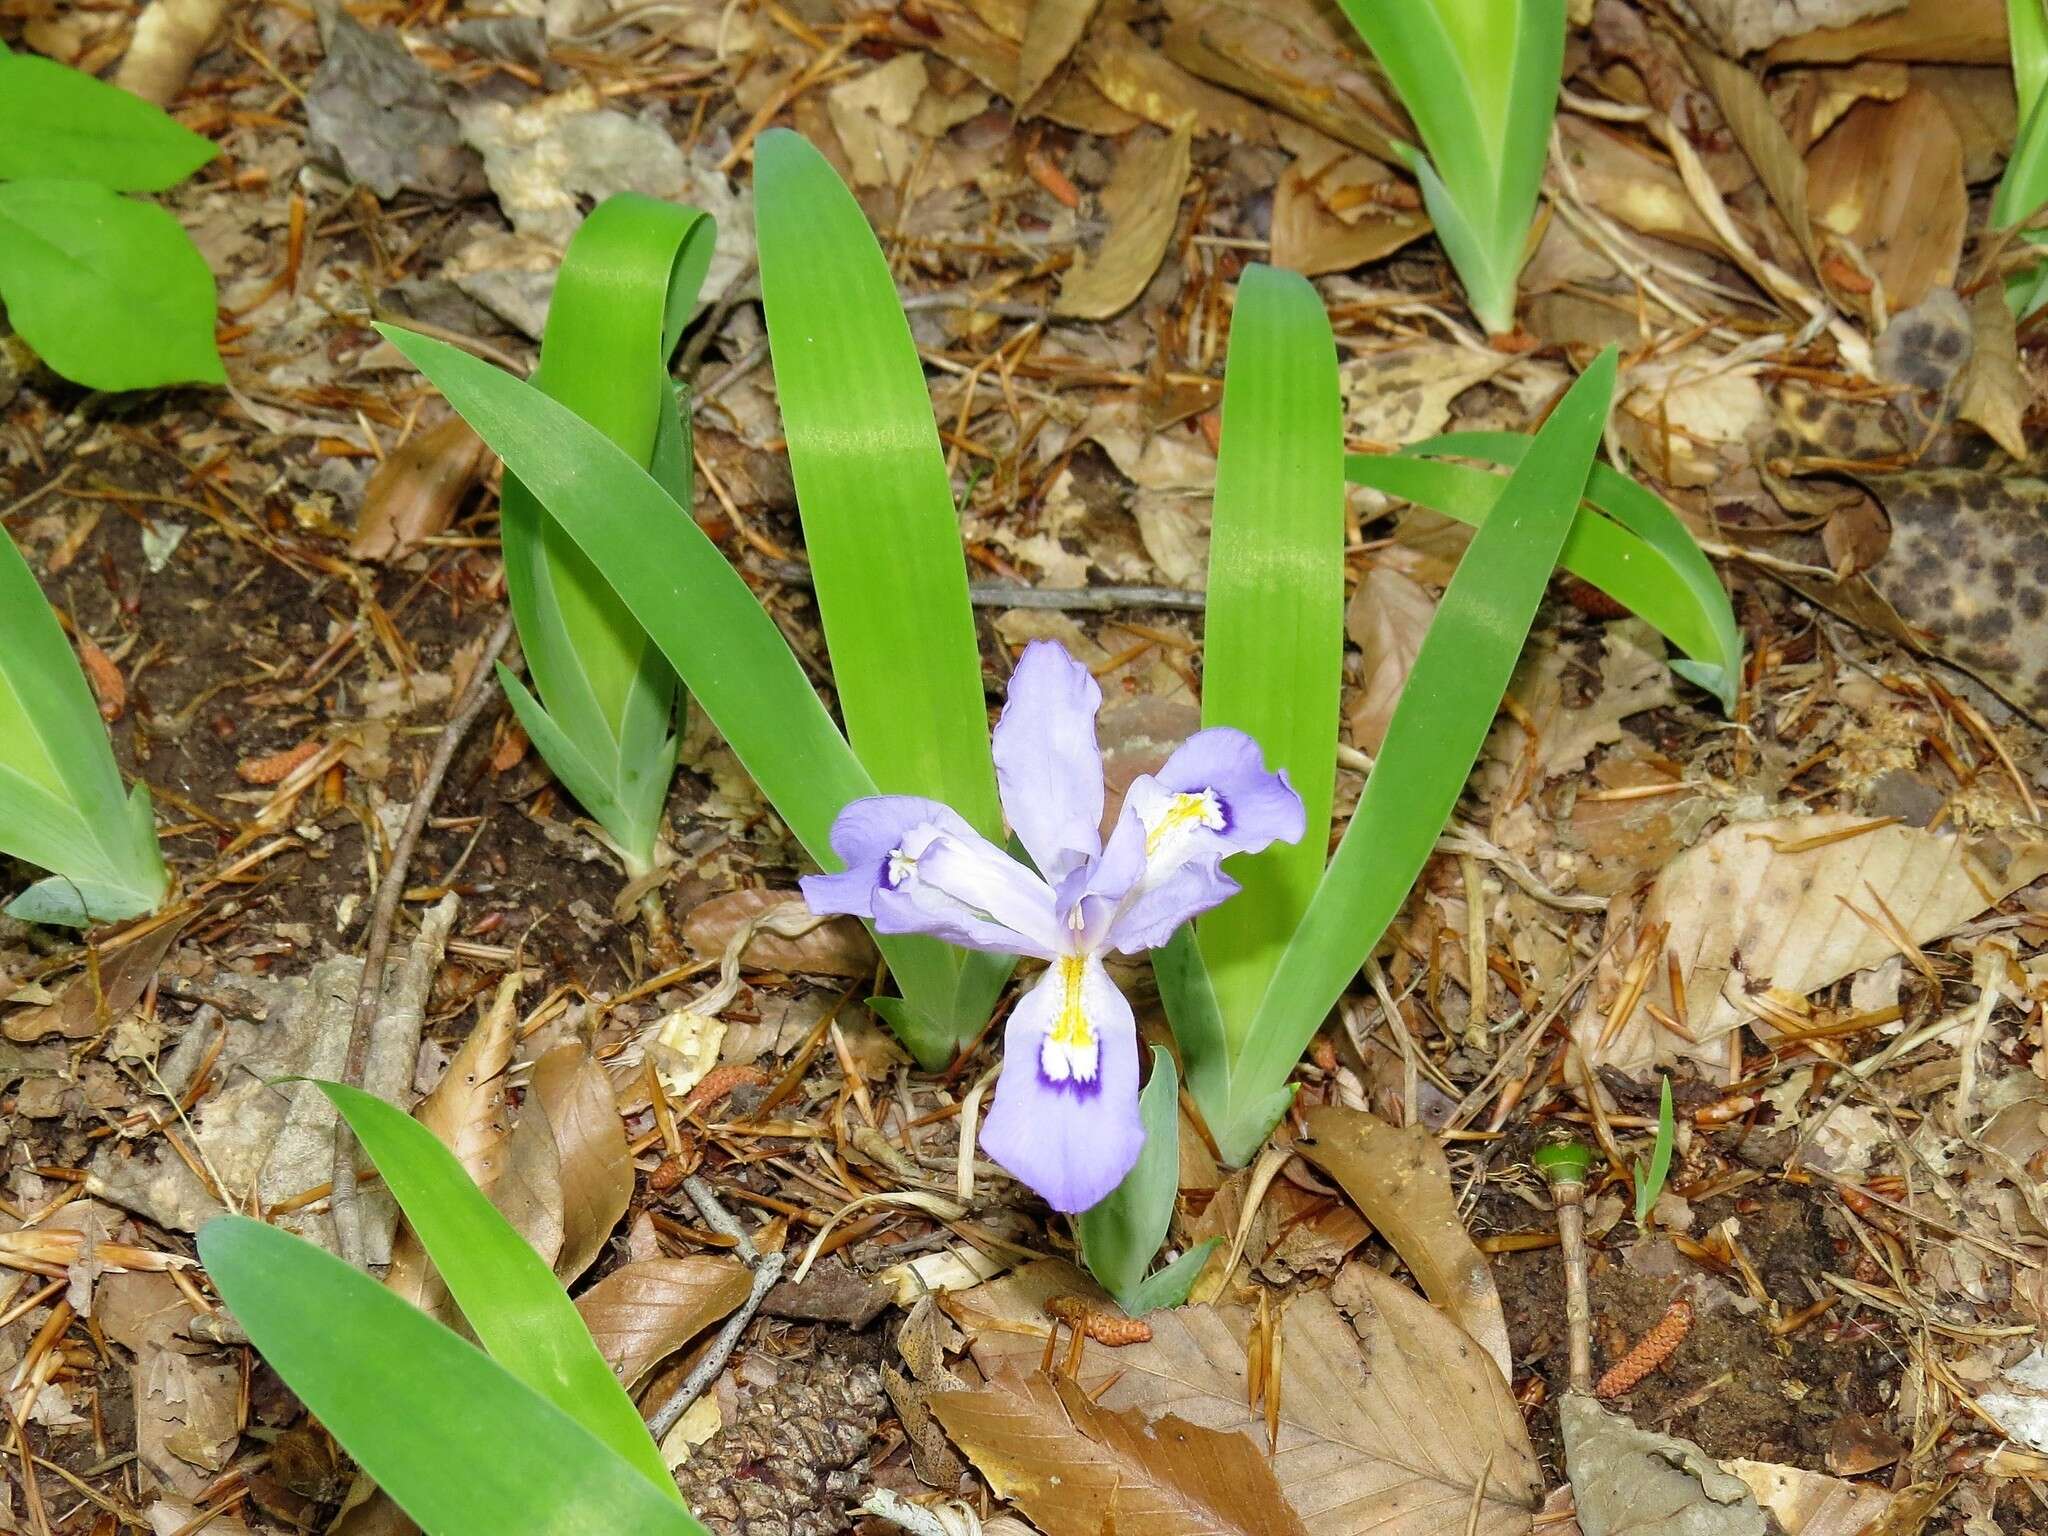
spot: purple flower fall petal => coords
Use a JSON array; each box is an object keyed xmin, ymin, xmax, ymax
[{"xmin": 802, "ymin": 640, "xmax": 1303, "ymax": 1213}]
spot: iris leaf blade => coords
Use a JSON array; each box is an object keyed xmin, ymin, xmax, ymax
[
  {"xmin": 199, "ymin": 1216, "xmax": 709, "ymax": 1536},
  {"xmin": 1193, "ymin": 266, "xmax": 1346, "ymax": 1053}
]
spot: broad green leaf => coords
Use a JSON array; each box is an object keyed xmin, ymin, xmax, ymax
[
  {"xmin": 1079, "ymin": 1047, "xmax": 1215, "ymax": 1312},
  {"xmin": 1208, "ymin": 349, "xmax": 1617, "ymax": 1165},
  {"xmin": 315, "ymin": 1082, "xmax": 678, "ymax": 1501},
  {"xmin": 199, "ymin": 1216, "xmax": 709, "ymax": 1536},
  {"xmin": 1347, "ymin": 436, "xmax": 1742, "ymax": 711},
  {"xmin": 753, "ymin": 130, "xmax": 1002, "ymax": 841},
  {"xmin": 0, "ymin": 180, "xmax": 222, "ymax": 390},
  {"xmin": 0, "ymin": 53, "xmax": 217, "ymax": 191},
  {"xmin": 1194, "ymin": 266, "xmax": 1345, "ymax": 1052},
  {"xmin": 0, "ymin": 525, "xmax": 166, "ymax": 925},
  {"xmin": 376, "ymin": 325, "xmax": 970, "ymax": 1066},
  {"xmin": 2013, "ymin": 0, "xmax": 2048, "ymax": 131},
  {"xmin": 499, "ymin": 195, "xmax": 711, "ymax": 874}
]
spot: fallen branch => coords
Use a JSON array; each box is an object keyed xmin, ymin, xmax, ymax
[{"xmin": 644, "ymin": 1175, "xmax": 786, "ymax": 1440}]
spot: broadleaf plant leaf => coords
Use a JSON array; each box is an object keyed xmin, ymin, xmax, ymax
[
  {"xmin": 0, "ymin": 526, "xmax": 167, "ymax": 925},
  {"xmin": 0, "ymin": 179, "xmax": 223, "ymax": 390},
  {"xmin": 0, "ymin": 52, "xmax": 218, "ymax": 191},
  {"xmin": 1187, "ymin": 349, "xmax": 1618, "ymax": 1165},
  {"xmin": 498, "ymin": 194, "xmax": 711, "ymax": 876},
  {"xmin": 1192, "ymin": 265, "xmax": 1346, "ymax": 1054},
  {"xmin": 375, "ymin": 324, "xmax": 970, "ymax": 1067},
  {"xmin": 199, "ymin": 1216, "xmax": 710, "ymax": 1536},
  {"xmin": 314, "ymin": 1081, "xmax": 680, "ymax": 1502}
]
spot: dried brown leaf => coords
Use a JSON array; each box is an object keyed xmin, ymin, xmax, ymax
[
  {"xmin": 1805, "ymin": 89, "xmax": 1964, "ymax": 313},
  {"xmin": 350, "ymin": 415, "xmax": 490, "ymax": 565},
  {"xmin": 948, "ymin": 1259, "xmax": 1542, "ymax": 1536},
  {"xmin": 1017, "ymin": 0, "xmax": 1102, "ymax": 106},
  {"xmin": 575, "ymin": 1256, "xmax": 750, "ymax": 1390},
  {"xmin": 1346, "ymin": 566, "xmax": 1436, "ymax": 754},
  {"xmin": 933, "ymin": 1370, "xmax": 1311, "ymax": 1536},
  {"xmin": 1913, "ymin": 65, "xmax": 2016, "ymax": 183},
  {"xmin": 79, "ymin": 637, "xmax": 125, "ymax": 722},
  {"xmin": 1078, "ymin": 20, "xmax": 1271, "ymax": 142},
  {"xmin": 525, "ymin": 1044, "xmax": 633, "ymax": 1284},
  {"xmin": 682, "ymin": 887, "xmax": 877, "ymax": 978},
  {"xmin": 1957, "ymin": 281, "xmax": 2028, "ymax": 460},
  {"xmin": 1721, "ymin": 1460, "xmax": 1898, "ymax": 1536},
  {"xmin": 386, "ymin": 977, "xmax": 517, "ymax": 1314},
  {"xmin": 1162, "ymin": 0, "xmax": 1404, "ymax": 162},
  {"xmin": 1683, "ymin": 0, "xmax": 1898, "ymax": 55},
  {"xmin": 6, "ymin": 916, "xmax": 190, "ymax": 1044},
  {"xmin": 1765, "ymin": 0, "xmax": 2009, "ymax": 66},
  {"xmin": 1573, "ymin": 814, "xmax": 2048, "ymax": 1073},
  {"xmin": 1682, "ymin": 43, "xmax": 1816, "ymax": 270},
  {"xmin": 1298, "ymin": 1105, "xmax": 1512, "ymax": 1382},
  {"xmin": 1056, "ymin": 122, "xmax": 1192, "ymax": 319},
  {"xmin": 916, "ymin": 6, "xmax": 1140, "ymax": 134}
]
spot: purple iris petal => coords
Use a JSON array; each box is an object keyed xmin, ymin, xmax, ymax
[
  {"xmin": 978, "ymin": 953, "xmax": 1144, "ymax": 1212},
  {"xmin": 1154, "ymin": 728, "xmax": 1307, "ymax": 856},
  {"xmin": 802, "ymin": 797, "xmax": 1060, "ymax": 959},
  {"xmin": 1104, "ymin": 858, "xmax": 1241, "ymax": 955},
  {"xmin": 992, "ymin": 641, "xmax": 1105, "ymax": 884}
]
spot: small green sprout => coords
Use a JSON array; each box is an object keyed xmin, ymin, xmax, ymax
[{"xmin": 1633, "ymin": 1077, "xmax": 1676, "ymax": 1228}]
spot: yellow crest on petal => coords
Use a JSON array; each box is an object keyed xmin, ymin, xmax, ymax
[{"xmin": 1039, "ymin": 954, "xmax": 1100, "ymax": 1083}]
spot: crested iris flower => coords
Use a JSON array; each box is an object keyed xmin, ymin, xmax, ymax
[{"xmin": 802, "ymin": 641, "xmax": 1304, "ymax": 1213}]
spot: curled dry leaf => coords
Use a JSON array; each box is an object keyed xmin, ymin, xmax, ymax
[
  {"xmin": 1956, "ymin": 283, "xmax": 2028, "ymax": 461},
  {"xmin": 948, "ymin": 1259, "xmax": 1542, "ymax": 1536},
  {"xmin": 1573, "ymin": 814, "xmax": 2048, "ymax": 1074},
  {"xmin": 350, "ymin": 414, "xmax": 491, "ymax": 564},
  {"xmin": 525, "ymin": 1044, "xmax": 634, "ymax": 1284},
  {"xmin": 1720, "ymin": 1460, "xmax": 1901, "ymax": 1536},
  {"xmin": 932, "ymin": 1369, "xmax": 1312, "ymax": 1536},
  {"xmin": 6, "ymin": 915, "xmax": 190, "ymax": 1044},
  {"xmin": 575, "ymin": 1256, "xmax": 752, "ymax": 1390},
  {"xmin": 1805, "ymin": 89, "xmax": 1964, "ymax": 314},
  {"xmin": 682, "ymin": 887, "xmax": 878, "ymax": 978},
  {"xmin": 1764, "ymin": 0, "xmax": 2009, "ymax": 66},
  {"xmin": 386, "ymin": 977, "xmax": 517, "ymax": 1314},
  {"xmin": 1055, "ymin": 122, "xmax": 1193, "ymax": 319},
  {"xmin": 1016, "ymin": 0, "xmax": 1102, "ymax": 106},
  {"xmin": 1560, "ymin": 1393, "xmax": 1765, "ymax": 1536},
  {"xmin": 1681, "ymin": 42, "xmax": 1816, "ymax": 272},
  {"xmin": 1298, "ymin": 1105, "xmax": 1512, "ymax": 1382}
]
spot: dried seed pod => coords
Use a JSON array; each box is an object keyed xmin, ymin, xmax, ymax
[
  {"xmin": 236, "ymin": 737, "xmax": 323, "ymax": 785},
  {"xmin": 1594, "ymin": 1297, "xmax": 1693, "ymax": 1398},
  {"xmin": 1043, "ymin": 1295, "xmax": 1153, "ymax": 1346}
]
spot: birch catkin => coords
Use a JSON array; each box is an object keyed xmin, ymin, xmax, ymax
[{"xmin": 1595, "ymin": 1297, "xmax": 1693, "ymax": 1398}]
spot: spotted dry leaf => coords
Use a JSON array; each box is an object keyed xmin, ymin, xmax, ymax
[
  {"xmin": 946, "ymin": 1259, "xmax": 1542, "ymax": 1536},
  {"xmin": 1858, "ymin": 469, "xmax": 2048, "ymax": 719},
  {"xmin": 932, "ymin": 1370, "xmax": 1312, "ymax": 1536},
  {"xmin": 1572, "ymin": 813, "xmax": 2048, "ymax": 1074}
]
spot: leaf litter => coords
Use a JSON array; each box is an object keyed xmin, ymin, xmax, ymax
[{"xmin": 8, "ymin": 0, "xmax": 2048, "ymax": 1532}]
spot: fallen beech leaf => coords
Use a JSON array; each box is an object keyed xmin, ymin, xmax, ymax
[
  {"xmin": 1272, "ymin": 138, "xmax": 1430, "ymax": 278},
  {"xmin": 948, "ymin": 1259, "xmax": 1542, "ymax": 1536},
  {"xmin": 1858, "ymin": 469, "xmax": 2048, "ymax": 717},
  {"xmin": 933, "ymin": 1370, "xmax": 1312, "ymax": 1536},
  {"xmin": 115, "ymin": 0, "xmax": 233, "ymax": 105},
  {"xmin": 5, "ymin": 915, "xmax": 190, "ymax": 1044},
  {"xmin": 1957, "ymin": 282, "xmax": 2028, "ymax": 460},
  {"xmin": 1557, "ymin": 115, "xmax": 1723, "ymax": 255},
  {"xmin": 525, "ymin": 1044, "xmax": 633, "ymax": 1284},
  {"xmin": 387, "ymin": 977, "xmax": 518, "ymax": 1313},
  {"xmin": 1162, "ymin": 0, "xmax": 1405, "ymax": 163},
  {"xmin": 1017, "ymin": 0, "xmax": 1101, "ymax": 105},
  {"xmin": 1805, "ymin": 89, "xmax": 1964, "ymax": 313},
  {"xmin": 1345, "ymin": 566, "xmax": 1436, "ymax": 754},
  {"xmin": 1683, "ymin": 0, "xmax": 1897, "ymax": 54},
  {"xmin": 1573, "ymin": 814, "xmax": 2048, "ymax": 1073},
  {"xmin": 1561, "ymin": 1393, "xmax": 1765, "ymax": 1536},
  {"xmin": 1765, "ymin": 0, "xmax": 2008, "ymax": 66},
  {"xmin": 1298, "ymin": 1105, "xmax": 1512, "ymax": 1382},
  {"xmin": 350, "ymin": 414, "xmax": 490, "ymax": 564},
  {"xmin": 575, "ymin": 1256, "xmax": 751, "ymax": 1390},
  {"xmin": 1056, "ymin": 122, "xmax": 1192, "ymax": 319},
  {"xmin": 1078, "ymin": 19, "xmax": 1271, "ymax": 142},
  {"xmin": 1914, "ymin": 65, "xmax": 2016, "ymax": 183},
  {"xmin": 78, "ymin": 636, "xmax": 125, "ymax": 722},
  {"xmin": 916, "ymin": 5, "xmax": 1140, "ymax": 135},
  {"xmin": 1683, "ymin": 42, "xmax": 1816, "ymax": 271},
  {"xmin": 1720, "ymin": 1460, "xmax": 1898, "ymax": 1536},
  {"xmin": 682, "ymin": 887, "xmax": 878, "ymax": 978}
]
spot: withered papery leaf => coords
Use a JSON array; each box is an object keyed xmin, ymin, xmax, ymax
[
  {"xmin": 1805, "ymin": 89, "xmax": 1965, "ymax": 312},
  {"xmin": 946, "ymin": 1260, "xmax": 1543, "ymax": 1536},
  {"xmin": 575, "ymin": 1256, "xmax": 751, "ymax": 1390},
  {"xmin": 932, "ymin": 1370, "xmax": 1310, "ymax": 1536},
  {"xmin": 1056, "ymin": 122, "xmax": 1193, "ymax": 319},
  {"xmin": 1297, "ymin": 1105, "xmax": 1512, "ymax": 1382},
  {"xmin": 525, "ymin": 1044, "xmax": 634, "ymax": 1284}
]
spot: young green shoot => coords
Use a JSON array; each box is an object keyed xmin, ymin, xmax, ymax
[
  {"xmin": 1634, "ymin": 1076, "xmax": 1676, "ymax": 1228},
  {"xmin": 0, "ymin": 526, "xmax": 168, "ymax": 927},
  {"xmin": 1997, "ymin": 0, "xmax": 2048, "ymax": 316},
  {"xmin": 1332, "ymin": 0, "xmax": 1564, "ymax": 336}
]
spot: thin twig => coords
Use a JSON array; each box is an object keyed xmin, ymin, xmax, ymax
[
  {"xmin": 645, "ymin": 1176, "xmax": 785, "ymax": 1439},
  {"xmin": 753, "ymin": 556, "xmax": 1203, "ymax": 612},
  {"xmin": 332, "ymin": 610, "xmax": 516, "ymax": 1265}
]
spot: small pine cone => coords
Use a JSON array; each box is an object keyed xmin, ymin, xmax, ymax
[
  {"xmin": 1044, "ymin": 1295, "xmax": 1153, "ymax": 1346},
  {"xmin": 1562, "ymin": 577, "xmax": 1630, "ymax": 621},
  {"xmin": 1595, "ymin": 1298, "xmax": 1692, "ymax": 1398}
]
